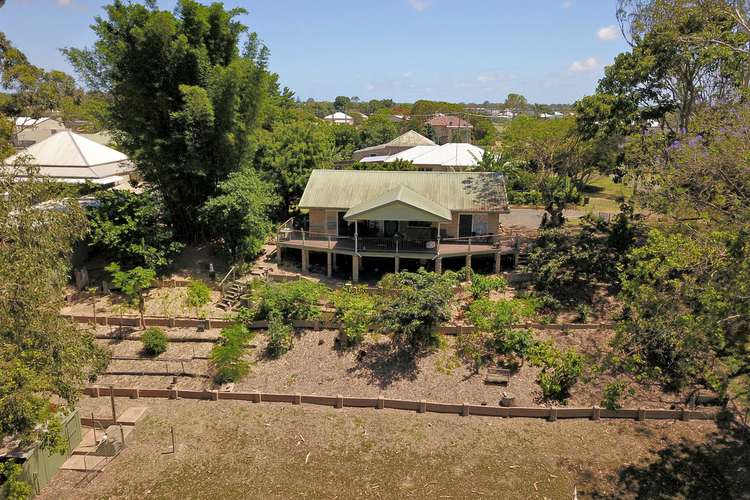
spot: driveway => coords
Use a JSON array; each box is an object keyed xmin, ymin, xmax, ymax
[{"xmin": 500, "ymin": 208, "xmax": 586, "ymax": 229}]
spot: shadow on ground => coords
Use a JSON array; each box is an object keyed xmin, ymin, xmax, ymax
[
  {"xmin": 587, "ymin": 422, "xmax": 750, "ymax": 500},
  {"xmin": 345, "ymin": 341, "xmax": 421, "ymax": 389}
]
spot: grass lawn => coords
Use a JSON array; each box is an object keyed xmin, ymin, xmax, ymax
[
  {"xmin": 585, "ymin": 175, "xmax": 633, "ymax": 200},
  {"xmin": 40, "ymin": 398, "xmax": 747, "ymax": 500}
]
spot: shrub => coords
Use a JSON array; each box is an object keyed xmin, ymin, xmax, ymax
[
  {"xmin": 210, "ymin": 324, "xmax": 254, "ymax": 383},
  {"xmin": 491, "ymin": 328, "xmax": 535, "ymax": 359},
  {"xmin": 0, "ymin": 460, "xmax": 32, "ymax": 500},
  {"xmin": 185, "ymin": 279, "xmax": 212, "ymax": 311},
  {"xmin": 255, "ymin": 280, "xmax": 328, "ymax": 321},
  {"xmin": 575, "ymin": 304, "xmax": 592, "ymax": 323},
  {"xmin": 601, "ymin": 379, "xmax": 633, "ymax": 410},
  {"xmin": 469, "ymin": 274, "xmax": 508, "ymax": 299},
  {"xmin": 529, "ymin": 341, "xmax": 585, "ymax": 402},
  {"xmin": 466, "ymin": 297, "xmax": 539, "ymax": 332},
  {"xmin": 456, "ymin": 332, "xmax": 490, "ymax": 373},
  {"xmin": 266, "ymin": 314, "xmax": 294, "ymax": 358},
  {"xmin": 526, "ymin": 206, "xmax": 646, "ymax": 307},
  {"xmin": 332, "ymin": 286, "xmax": 376, "ymax": 345},
  {"xmin": 377, "ymin": 270, "xmax": 454, "ymax": 353},
  {"xmin": 141, "ymin": 327, "xmax": 168, "ymax": 356}
]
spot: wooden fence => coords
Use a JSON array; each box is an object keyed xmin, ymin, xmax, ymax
[
  {"xmin": 84, "ymin": 386, "xmax": 716, "ymax": 423},
  {"xmin": 64, "ymin": 313, "xmax": 614, "ymax": 334}
]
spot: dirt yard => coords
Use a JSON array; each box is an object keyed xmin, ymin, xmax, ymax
[
  {"xmin": 62, "ymin": 286, "xmax": 229, "ymax": 319},
  {"xmin": 90, "ymin": 326, "xmax": 693, "ymax": 409},
  {"xmin": 39, "ymin": 397, "xmax": 746, "ymax": 500}
]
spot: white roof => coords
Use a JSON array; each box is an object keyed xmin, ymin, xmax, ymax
[
  {"xmin": 359, "ymin": 155, "xmax": 391, "ymax": 163},
  {"xmin": 15, "ymin": 116, "xmax": 53, "ymax": 127},
  {"xmin": 3, "ymin": 131, "xmax": 134, "ymax": 181},
  {"xmin": 386, "ymin": 143, "xmax": 484, "ymax": 167},
  {"xmin": 323, "ymin": 112, "xmax": 353, "ymax": 120},
  {"xmin": 386, "ymin": 145, "xmax": 437, "ymax": 162}
]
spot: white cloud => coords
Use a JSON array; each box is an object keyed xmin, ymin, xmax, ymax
[
  {"xmin": 568, "ymin": 57, "xmax": 600, "ymax": 73},
  {"xmin": 408, "ymin": 0, "xmax": 431, "ymax": 12},
  {"xmin": 402, "ymin": 71, "xmax": 413, "ymax": 78},
  {"xmin": 562, "ymin": 1, "xmax": 573, "ymax": 8},
  {"xmin": 597, "ymin": 25, "xmax": 619, "ymax": 41},
  {"xmin": 56, "ymin": 0, "xmax": 73, "ymax": 5}
]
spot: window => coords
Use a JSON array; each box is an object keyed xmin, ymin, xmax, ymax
[{"xmin": 408, "ymin": 221, "xmax": 432, "ymax": 228}]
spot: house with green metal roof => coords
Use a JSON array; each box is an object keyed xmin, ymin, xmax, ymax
[{"xmin": 277, "ymin": 170, "xmax": 519, "ymax": 282}]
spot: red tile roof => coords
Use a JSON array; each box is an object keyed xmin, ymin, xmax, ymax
[{"xmin": 425, "ymin": 115, "xmax": 473, "ymax": 128}]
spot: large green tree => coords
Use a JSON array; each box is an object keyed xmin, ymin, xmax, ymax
[
  {"xmin": 358, "ymin": 109, "xmax": 399, "ymax": 147},
  {"xmin": 64, "ymin": 1, "xmax": 275, "ymax": 237},
  {"xmin": 253, "ymin": 116, "xmax": 334, "ymax": 218},
  {"xmin": 88, "ymin": 189, "xmax": 184, "ymax": 270},
  {"xmin": 0, "ymin": 32, "xmax": 82, "ymax": 135},
  {"xmin": 578, "ymin": 0, "xmax": 747, "ymax": 139},
  {"xmin": 200, "ymin": 167, "xmax": 279, "ymax": 260},
  {"xmin": 0, "ymin": 164, "xmax": 106, "ymax": 450},
  {"xmin": 501, "ymin": 116, "xmax": 598, "ymax": 226}
]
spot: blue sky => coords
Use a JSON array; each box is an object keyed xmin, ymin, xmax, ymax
[{"xmin": 1, "ymin": 0, "xmax": 629, "ymax": 103}]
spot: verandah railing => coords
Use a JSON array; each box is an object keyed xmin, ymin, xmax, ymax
[{"xmin": 278, "ymin": 226, "xmax": 521, "ymax": 255}]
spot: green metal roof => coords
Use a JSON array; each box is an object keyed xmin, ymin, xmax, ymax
[
  {"xmin": 299, "ymin": 170, "xmax": 509, "ymax": 212},
  {"xmin": 344, "ymin": 186, "xmax": 452, "ymax": 222}
]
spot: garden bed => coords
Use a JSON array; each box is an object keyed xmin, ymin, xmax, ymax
[{"xmin": 89, "ymin": 325, "xmax": 697, "ymax": 410}]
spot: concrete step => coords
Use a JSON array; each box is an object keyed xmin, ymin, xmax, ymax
[
  {"xmin": 117, "ymin": 406, "xmax": 148, "ymax": 425},
  {"xmin": 60, "ymin": 454, "xmax": 108, "ymax": 472}
]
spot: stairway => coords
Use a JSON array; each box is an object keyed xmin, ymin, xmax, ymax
[
  {"xmin": 217, "ymin": 280, "xmax": 246, "ymax": 311},
  {"xmin": 515, "ymin": 253, "xmax": 530, "ymax": 269}
]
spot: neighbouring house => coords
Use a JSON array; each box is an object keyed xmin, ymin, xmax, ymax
[
  {"xmin": 352, "ymin": 130, "xmax": 436, "ymax": 161},
  {"xmin": 425, "ymin": 114, "xmax": 473, "ymax": 144},
  {"xmin": 277, "ymin": 169, "xmax": 518, "ymax": 282},
  {"xmin": 12, "ymin": 116, "xmax": 68, "ymax": 147},
  {"xmin": 3, "ymin": 130, "xmax": 135, "ymax": 187},
  {"xmin": 322, "ymin": 111, "xmax": 355, "ymax": 125},
  {"xmin": 359, "ymin": 142, "xmax": 486, "ymax": 171}
]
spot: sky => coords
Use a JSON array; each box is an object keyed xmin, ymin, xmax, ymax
[{"xmin": 0, "ymin": 0, "xmax": 630, "ymax": 104}]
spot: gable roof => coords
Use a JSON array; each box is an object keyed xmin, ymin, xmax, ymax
[
  {"xmin": 299, "ymin": 170, "xmax": 508, "ymax": 212},
  {"xmin": 426, "ymin": 115, "xmax": 473, "ymax": 128},
  {"xmin": 3, "ymin": 131, "xmax": 134, "ymax": 182},
  {"xmin": 386, "ymin": 130, "xmax": 435, "ymax": 147},
  {"xmin": 352, "ymin": 130, "xmax": 436, "ymax": 157},
  {"xmin": 344, "ymin": 185, "xmax": 452, "ymax": 222},
  {"xmin": 386, "ymin": 143, "xmax": 485, "ymax": 167}
]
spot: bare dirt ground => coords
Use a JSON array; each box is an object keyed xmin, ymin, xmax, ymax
[
  {"xmin": 62, "ymin": 287, "xmax": 229, "ymax": 319},
  {"xmin": 39, "ymin": 397, "xmax": 747, "ymax": 500},
  {"xmin": 91, "ymin": 326, "xmax": 692, "ymax": 409}
]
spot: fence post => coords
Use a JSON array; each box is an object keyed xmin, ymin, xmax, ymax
[
  {"xmin": 377, "ymin": 395, "xmax": 384, "ymax": 410},
  {"xmin": 211, "ymin": 390, "xmax": 219, "ymax": 401},
  {"xmin": 681, "ymin": 408, "xmax": 690, "ymax": 421},
  {"xmin": 294, "ymin": 393, "xmax": 302, "ymax": 405},
  {"xmin": 336, "ymin": 394, "xmax": 344, "ymax": 409},
  {"xmin": 591, "ymin": 406, "xmax": 600, "ymax": 421},
  {"xmin": 462, "ymin": 403, "xmax": 470, "ymax": 417},
  {"xmin": 252, "ymin": 390, "xmax": 262, "ymax": 403},
  {"xmin": 637, "ymin": 407, "xmax": 646, "ymax": 421},
  {"xmin": 130, "ymin": 388, "xmax": 139, "ymax": 399},
  {"xmin": 418, "ymin": 400, "xmax": 427, "ymax": 413},
  {"xmin": 548, "ymin": 407, "xmax": 558, "ymax": 422}
]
